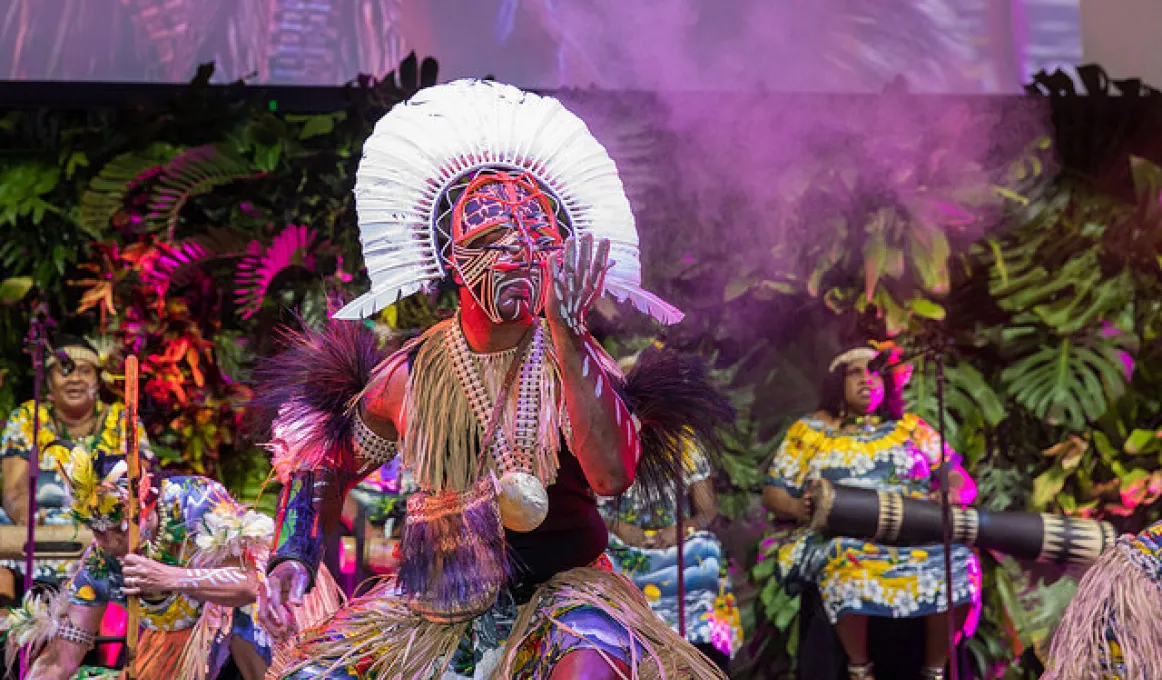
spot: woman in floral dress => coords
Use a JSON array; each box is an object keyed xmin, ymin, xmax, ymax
[
  {"xmin": 0, "ymin": 335, "xmax": 153, "ymax": 589},
  {"xmin": 762, "ymin": 344, "xmax": 981, "ymax": 680},
  {"xmin": 601, "ymin": 441, "xmax": 743, "ymax": 671}
]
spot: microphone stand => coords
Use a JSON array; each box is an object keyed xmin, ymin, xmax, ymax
[
  {"xmin": 883, "ymin": 336, "xmax": 957, "ymax": 680},
  {"xmin": 676, "ymin": 474, "xmax": 686, "ymax": 639},
  {"xmin": 21, "ymin": 313, "xmax": 49, "ymax": 679}
]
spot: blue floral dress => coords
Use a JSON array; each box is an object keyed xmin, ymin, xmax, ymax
[
  {"xmin": 0, "ymin": 400, "xmax": 153, "ymax": 583},
  {"xmin": 67, "ymin": 476, "xmax": 273, "ymax": 678},
  {"xmin": 600, "ymin": 447, "xmax": 743, "ymax": 658},
  {"xmin": 766, "ymin": 415, "xmax": 981, "ymax": 629}
]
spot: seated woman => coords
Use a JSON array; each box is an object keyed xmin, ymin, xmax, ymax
[
  {"xmin": 0, "ymin": 335, "xmax": 153, "ymax": 591},
  {"xmin": 761, "ymin": 343, "xmax": 981, "ymax": 680},
  {"xmin": 601, "ymin": 440, "xmax": 744, "ymax": 672}
]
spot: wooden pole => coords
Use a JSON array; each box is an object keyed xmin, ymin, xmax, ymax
[{"xmin": 123, "ymin": 356, "xmax": 141, "ymax": 678}]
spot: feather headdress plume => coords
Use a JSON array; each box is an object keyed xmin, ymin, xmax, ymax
[
  {"xmin": 334, "ymin": 78, "xmax": 682, "ymax": 325},
  {"xmin": 48, "ymin": 440, "xmax": 130, "ymax": 531},
  {"xmin": 0, "ymin": 588, "xmax": 71, "ymax": 673}
]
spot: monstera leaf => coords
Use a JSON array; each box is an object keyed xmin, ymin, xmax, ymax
[
  {"xmin": 1001, "ymin": 333, "xmax": 1130, "ymax": 431},
  {"xmin": 990, "ymin": 241, "xmax": 1133, "ymax": 335}
]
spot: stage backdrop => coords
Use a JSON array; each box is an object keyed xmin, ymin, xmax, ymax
[{"xmin": 1, "ymin": 0, "xmax": 1081, "ymax": 93}]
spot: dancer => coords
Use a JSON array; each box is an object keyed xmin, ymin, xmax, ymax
[
  {"xmin": 601, "ymin": 427, "xmax": 743, "ymax": 671},
  {"xmin": 15, "ymin": 440, "xmax": 276, "ymax": 680},
  {"xmin": 762, "ymin": 342, "xmax": 981, "ymax": 680},
  {"xmin": 1044, "ymin": 520, "xmax": 1162, "ymax": 680},
  {"xmin": 255, "ymin": 79, "xmax": 731, "ymax": 679}
]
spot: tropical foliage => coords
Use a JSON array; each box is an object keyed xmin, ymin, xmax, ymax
[
  {"xmin": 0, "ymin": 57, "xmax": 439, "ymax": 501},
  {"xmin": 1, "ymin": 60, "xmax": 1160, "ymax": 679}
]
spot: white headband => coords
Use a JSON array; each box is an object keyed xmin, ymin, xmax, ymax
[
  {"xmin": 828, "ymin": 347, "xmax": 878, "ymax": 373},
  {"xmin": 46, "ymin": 346, "xmax": 101, "ymax": 370}
]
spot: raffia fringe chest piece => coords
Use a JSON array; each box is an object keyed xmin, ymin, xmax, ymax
[{"xmin": 396, "ymin": 317, "xmax": 563, "ymax": 621}]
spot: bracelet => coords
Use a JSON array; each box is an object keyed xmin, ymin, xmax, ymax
[
  {"xmin": 56, "ymin": 621, "xmax": 96, "ymax": 650},
  {"xmin": 354, "ymin": 410, "xmax": 399, "ymax": 465}
]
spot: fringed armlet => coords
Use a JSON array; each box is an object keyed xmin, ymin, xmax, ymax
[{"xmin": 620, "ymin": 347, "xmax": 735, "ymax": 507}]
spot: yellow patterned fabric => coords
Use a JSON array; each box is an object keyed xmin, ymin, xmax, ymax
[
  {"xmin": 764, "ymin": 416, "xmax": 981, "ymax": 628},
  {"xmin": 0, "ymin": 400, "xmax": 153, "ymax": 581}
]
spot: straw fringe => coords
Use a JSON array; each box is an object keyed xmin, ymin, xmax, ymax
[
  {"xmin": 1044, "ymin": 545, "xmax": 1162, "ymax": 680},
  {"xmin": 279, "ymin": 577, "xmax": 468, "ymax": 679},
  {"xmin": 133, "ymin": 627, "xmax": 196, "ymax": 678},
  {"xmin": 275, "ymin": 568, "xmax": 725, "ymax": 680},
  {"xmin": 172, "ymin": 604, "xmax": 233, "ymax": 680},
  {"xmin": 267, "ymin": 565, "xmax": 347, "ymax": 680},
  {"xmin": 494, "ymin": 567, "xmax": 727, "ymax": 680},
  {"xmin": 401, "ymin": 320, "xmax": 561, "ymax": 493}
]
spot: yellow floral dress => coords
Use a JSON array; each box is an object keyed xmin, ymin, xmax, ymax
[
  {"xmin": 0, "ymin": 400, "xmax": 153, "ymax": 582},
  {"xmin": 765, "ymin": 415, "xmax": 981, "ymax": 628}
]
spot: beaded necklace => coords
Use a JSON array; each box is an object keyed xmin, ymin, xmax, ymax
[{"xmin": 444, "ymin": 313, "xmax": 546, "ymax": 482}]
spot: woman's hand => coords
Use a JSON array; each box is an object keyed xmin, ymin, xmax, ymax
[
  {"xmin": 652, "ymin": 525, "xmax": 681, "ymax": 549},
  {"xmin": 120, "ymin": 554, "xmax": 176, "ymax": 597},
  {"xmin": 611, "ymin": 521, "xmax": 651, "ymax": 548},
  {"xmin": 794, "ymin": 496, "xmax": 815, "ymax": 521}
]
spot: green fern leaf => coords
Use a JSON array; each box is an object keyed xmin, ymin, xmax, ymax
[
  {"xmin": 78, "ymin": 144, "xmax": 178, "ymax": 237},
  {"xmin": 147, "ymin": 145, "xmax": 260, "ymax": 239}
]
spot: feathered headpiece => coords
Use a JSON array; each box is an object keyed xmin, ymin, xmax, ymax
[
  {"xmin": 48, "ymin": 440, "xmax": 131, "ymax": 531},
  {"xmin": 334, "ymin": 79, "xmax": 682, "ymax": 325}
]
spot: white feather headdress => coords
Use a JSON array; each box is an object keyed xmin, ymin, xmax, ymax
[{"xmin": 334, "ymin": 79, "xmax": 682, "ymax": 325}]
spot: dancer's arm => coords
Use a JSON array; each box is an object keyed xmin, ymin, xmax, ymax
[
  {"xmin": 547, "ymin": 235, "xmax": 638, "ymax": 496},
  {"xmin": 261, "ymin": 358, "xmax": 407, "ymax": 637},
  {"xmin": 27, "ymin": 603, "xmax": 106, "ymax": 680},
  {"xmin": 121, "ymin": 554, "xmax": 259, "ymax": 608}
]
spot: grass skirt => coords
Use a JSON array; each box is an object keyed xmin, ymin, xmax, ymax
[
  {"xmin": 1044, "ymin": 544, "xmax": 1162, "ymax": 680},
  {"xmin": 275, "ymin": 566, "xmax": 726, "ymax": 680}
]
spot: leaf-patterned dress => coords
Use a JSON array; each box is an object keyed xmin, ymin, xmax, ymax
[
  {"xmin": 766, "ymin": 414, "xmax": 982, "ymax": 628},
  {"xmin": 0, "ymin": 400, "xmax": 153, "ymax": 583}
]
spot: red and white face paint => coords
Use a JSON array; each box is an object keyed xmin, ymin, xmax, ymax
[{"xmin": 449, "ymin": 170, "xmax": 565, "ymax": 324}]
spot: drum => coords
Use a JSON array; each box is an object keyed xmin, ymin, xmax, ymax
[
  {"xmin": 0, "ymin": 524, "xmax": 94, "ymax": 560},
  {"xmin": 806, "ymin": 479, "xmax": 1117, "ymax": 565}
]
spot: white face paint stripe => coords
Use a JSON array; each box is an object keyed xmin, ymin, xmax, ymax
[
  {"xmin": 581, "ymin": 354, "xmax": 590, "ymax": 378},
  {"xmin": 595, "ymin": 374, "xmax": 603, "ymax": 398}
]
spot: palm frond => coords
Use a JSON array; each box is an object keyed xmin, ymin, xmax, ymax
[
  {"xmin": 234, "ymin": 225, "xmax": 320, "ymax": 319},
  {"xmin": 147, "ymin": 145, "xmax": 260, "ymax": 239},
  {"xmin": 150, "ymin": 227, "xmax": 252, "ymax": 289},
  {"xmin": 77, "ymin": 146, "xmax": 176, "ymax": 237}
]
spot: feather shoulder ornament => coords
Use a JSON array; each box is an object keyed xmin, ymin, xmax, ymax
[
  {"xmin": 0, "ymin": 588, "xmax": 70, "ymax": 672},
  {"xmin": 334, "ymin": 79, "xmax": 682, "ymax": 325}
]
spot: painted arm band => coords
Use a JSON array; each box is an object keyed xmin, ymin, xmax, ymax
[{"xmin": 268, "ymin": 469, "xmax": 327, "ymax": 585}]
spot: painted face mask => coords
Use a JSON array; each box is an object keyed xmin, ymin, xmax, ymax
[{"xmin": 448, "ymin": 170, "xmax": 564, "ymax": 323}]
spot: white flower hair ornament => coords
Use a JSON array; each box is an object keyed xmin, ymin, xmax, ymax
[
  {"xmin": 334, "ymin": 78, "xmax": 682, "ymax": 326},
  {"xmin": 192, "ymin": 507, "xmax": 276, "ymax": 569}
]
